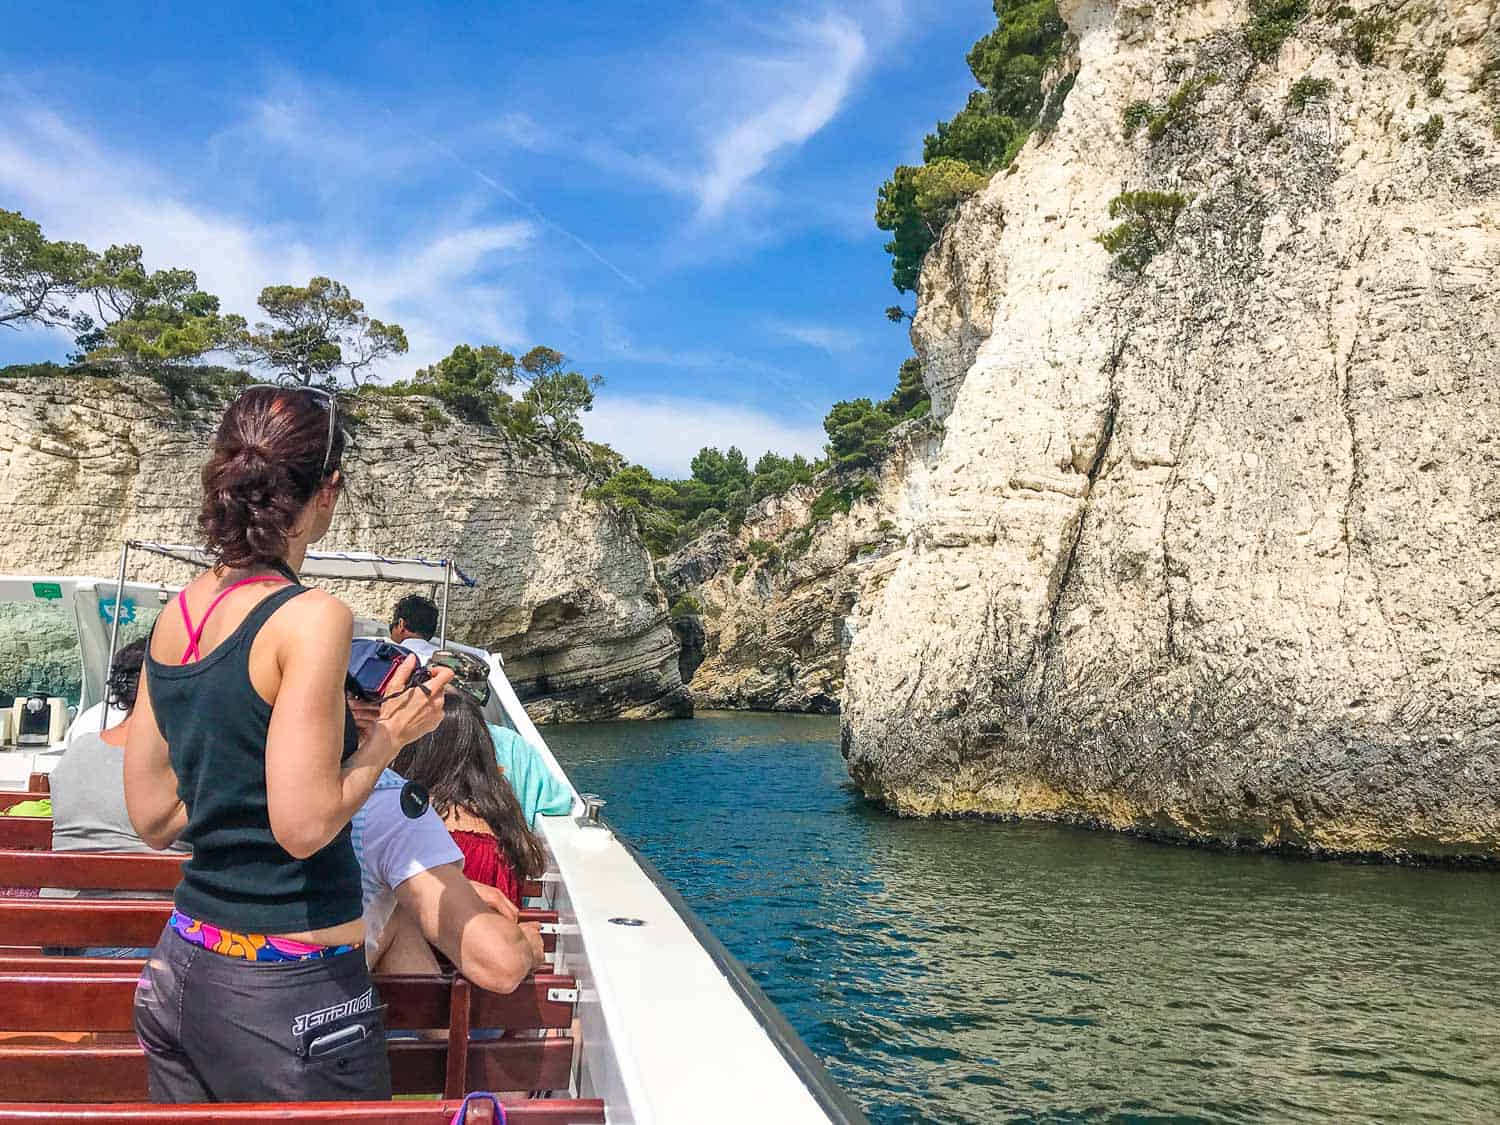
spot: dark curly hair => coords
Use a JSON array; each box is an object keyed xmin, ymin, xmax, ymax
[
  {"xmin": 392, "ymin": 594, "xmax": 439, "ymax": 640},
  {"xmin": 393, "ymin": 694, "xmax": 545, "ymax": 881},
  {"xmin": 198, "ymin": 386, "xmax": 346, "ymax": 569},
  {"xmin": 107, "ymin": 637, "xmax": 148, "ymax": 712}
]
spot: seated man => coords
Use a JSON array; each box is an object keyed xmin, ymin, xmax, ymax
[{"xmin": 390, "ymin": 593, "xmax": 440, "ymax": 664}]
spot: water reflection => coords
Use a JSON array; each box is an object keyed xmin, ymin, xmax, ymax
[{"xmin": 546, "ymin": 713, "xmax": 1500, "ymax": 1124}]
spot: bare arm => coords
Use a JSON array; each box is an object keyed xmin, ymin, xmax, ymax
[
  {"xmin": 123, "ymin": 662, "xmax": 188, "ymax": 849},
  {"xmin": 468, "ymin": 878, "xmax": 521, "ymax": 923},
  {"xmin": 393, "ymin": 862, "xmax": 544, "ymax": 994},
  {"xmin": 265, "ymin": 595, "xmax": 451, "ymax": 859}
]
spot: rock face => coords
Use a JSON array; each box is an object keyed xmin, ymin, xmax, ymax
[
  {"xmin": 0, "ymin": 376, "xmax": 691, "ymax": 722},
  {"xmin": 659, "ymin": 430, "xmax": 935, "ymax": 713},
  {"xmin": 843, "ymin": 0, "xmax": 1500, "ymax": 859}
]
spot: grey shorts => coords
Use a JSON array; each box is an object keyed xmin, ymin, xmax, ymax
[{"xmin": 133, "ymin": 925, "xmax": 391, "ymax": 1103}]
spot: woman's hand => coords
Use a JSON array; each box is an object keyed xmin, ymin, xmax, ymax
[
  {"xmin": 375, "ymin": 655, "xmax": 454, "ymax": 752},
  {"xmin": 347, "ymin": 696, "xmax": 381, "ymax": 743},
  {"xmin": 518, "ymin": 921, "xmax": 546, "ymax": 970}
]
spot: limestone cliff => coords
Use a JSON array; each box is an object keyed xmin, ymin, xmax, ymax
[
  {"xmin": 0, "ymin": 375, "xmax": 691, "ymax": 722},
  {"xmin": 843, "ymin": 0, "xmax": 1500, "ymax": 859},
  {"xmin": 659, "ymin": 429, "xmax": 935, "ymax": 713}
]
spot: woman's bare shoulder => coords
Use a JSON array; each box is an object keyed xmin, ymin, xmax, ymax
[{"xmin": 272, "ymin": 586, "xmax": 352, "ymax": 630}]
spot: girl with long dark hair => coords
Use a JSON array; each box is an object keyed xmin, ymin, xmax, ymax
[
  {"xmin": 394, "ymin": 694, "xmax": 545, "ymax": 907},
  {"xmin": 124, "ymin": 385, "xmax": 452, "ymax": 1103}
]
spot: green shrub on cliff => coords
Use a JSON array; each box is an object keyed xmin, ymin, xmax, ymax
[
  {"xmin": 883, "ymin": 357, "xmax": 930, "ymax": 420},
  {"xmin": 669, "ymin": 595, "xmax": 703, "ymax": 618},
  {"xmin": 585, "ymin": 464, "xmax": 685, "ymax": 556},
  {"xmin": 1097, "ymin": 190, "xmax": 1193, "ymax": 272},
  {"xmin": 1123, "ymin": 100, "xmax": 1154, "ymax": 137},
  {"xmin": 1287, "ymin": 77, "xmax": 1333, "ymax": 111},
  {"xmin": 1244, "ymin": 0, "xmax": 1308, "ymax": 62},
  {"xmin": 1347, "ymin": 13, "xmax": 1394, "ymax": 65},
  {"xmin": 823, "ymin": 399, "xmax": 894, "ymax": 471},
  {"xmin": 1145, "ymin": 75, "xmax": 1219, "ymax": 143},
  {"xmin": 808, "ymin": 479, "xmax": 877, "ymax": 525},
  {"xmin": 750, "ymin": 452, "xmax": 815, "ymax": 502},
  {"xmin": 876, "ymin": 0, "xmax": 1068, "ymax": 293},
  {"xmin": 876, "ymin": 161, "xmax": 992, "ymax": 292}
]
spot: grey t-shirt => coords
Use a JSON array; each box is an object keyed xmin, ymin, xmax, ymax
[{"xmin": 43, "ymin": 732, "xmax": 188, "ymax": 900}]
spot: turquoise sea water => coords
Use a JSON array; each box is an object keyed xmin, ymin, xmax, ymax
[{"xmin": 544, "ymin": 713, "xmax": 1500, "ymax": 1124}]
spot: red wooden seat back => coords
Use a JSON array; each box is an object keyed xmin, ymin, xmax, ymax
[
  {"xmin": 0, "ymin": 822, "xmax": 51, "ymax": 851},
  {"xmin": 0, "ymin": 851, "xmax": 182, "ymax": 893},
  {"xmin": 0, "ymin": 969, "xmax": 582, "ymax": 1103}
]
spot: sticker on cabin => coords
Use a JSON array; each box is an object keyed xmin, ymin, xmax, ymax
[
  {"xmin": 31, "ymin": 582, "xmax": 62, "ymax": 601},
  {"xmin": 99, "ymin": 598, "xmax": 136, "ymax": 626}
]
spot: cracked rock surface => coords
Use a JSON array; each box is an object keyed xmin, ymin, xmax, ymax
[
  {"xmin": 0, "ymin": 377, "xmax": 691, "ymax": 723},
  {"xmin": 843, "ymin": 0, "xmax": 1500, "ymax": 859}
]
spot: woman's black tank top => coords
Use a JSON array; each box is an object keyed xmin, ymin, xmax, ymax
[{"xmin": 146, "ymin": 584, "xmax": 363, "ymax": 933}]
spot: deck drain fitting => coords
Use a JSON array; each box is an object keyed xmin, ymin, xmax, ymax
[{"xmin": 608, "ymin": 917, "xmax": 646, "ymax": 927}]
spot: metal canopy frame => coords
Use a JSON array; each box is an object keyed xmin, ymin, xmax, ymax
[{"xmin": 103, "ymin": 540, "xmax": 477, "ymax": 731}]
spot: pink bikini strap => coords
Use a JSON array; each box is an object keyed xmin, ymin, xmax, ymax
[{"xmin": 177, "ymin": 576, "xmax": 290, "ymax": 664}]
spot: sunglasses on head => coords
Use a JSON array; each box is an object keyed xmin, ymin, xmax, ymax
[{"xmin": 302, "ymin": 386, "xmax": 338, "ymax": 476}]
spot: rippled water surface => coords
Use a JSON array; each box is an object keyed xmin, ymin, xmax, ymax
[{"xmin": 545, "ymin": 713, "xmax": 1500, "ymax": 1124}]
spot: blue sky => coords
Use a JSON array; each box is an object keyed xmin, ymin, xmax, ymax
[{"xmin": 0, "ymin": 2, "xmax": 992, "ymax": 474}]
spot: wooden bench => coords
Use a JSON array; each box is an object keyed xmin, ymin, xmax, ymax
[
  {"xmin": 0, "ymin": 845, "xmax": 546, "ymax": 900},
  {"xmin": 0, "ymin": 970, "xmax": 587, "ymax": 1103},
  {"xmin": 0, "ymin": 969, "xmax": 577, "ymax": 1090}
]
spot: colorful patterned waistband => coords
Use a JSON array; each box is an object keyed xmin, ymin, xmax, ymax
[{"xmin": 168, "ymin": 910, "xmax": 362, "ymax": 963}]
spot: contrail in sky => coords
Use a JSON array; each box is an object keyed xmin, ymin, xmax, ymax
[{"xmin": 385, "ymin": 109, "xmax": 642, "ymax": 290}]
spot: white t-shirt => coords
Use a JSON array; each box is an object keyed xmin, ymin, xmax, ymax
[
  {"xmin": 350, "ymin": 770, "xmax": 462, "ymax": 964},
  {"xmin": 65, "ymin": 701, "xmax": 127, "ymax": 743},
  {"xmin": 398, "ymin": 637, "xmax": 439, "ymax": 664}
]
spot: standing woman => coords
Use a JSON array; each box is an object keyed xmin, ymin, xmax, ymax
[{"xmin": 124, "ymin": 386, "xmax": 452, "ymax": 1104}]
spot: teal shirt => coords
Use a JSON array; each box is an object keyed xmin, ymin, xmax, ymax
[{"xmin": 487, "ymin": 724, "xmax": 574, "ymax": 827}]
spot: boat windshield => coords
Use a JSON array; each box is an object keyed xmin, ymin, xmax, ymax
[
  {"xmin": 0, "ymin": 599, "xmax": 80, "ymax": 708},
  {"xmin": 0, "ymin": 583, "xmax": 165, "ymax": 713}
]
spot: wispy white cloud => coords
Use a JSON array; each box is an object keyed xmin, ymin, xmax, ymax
[
  {"xmin": 584, "ymin": 394, "xmax": 824, "ymax": 477},
  {"xmin": 0, "ymin": 99, "xmax": 534, "ymax": 373},
  {"xmin": 694, "ymin": 14, "xmax": 868, "ymax": 219},
  {"xmin": 483, "ymin": 11, "xmax": 874, "ymax": 229},
  {"xmin": 766, "ymin": 318, "xmax": 860, "ymax": 353}
]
